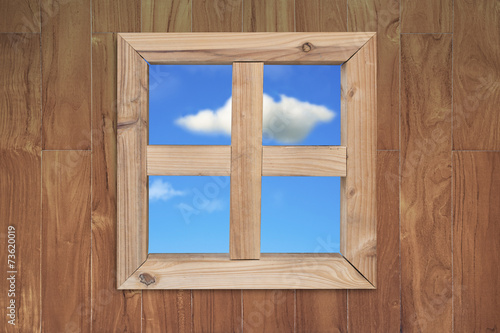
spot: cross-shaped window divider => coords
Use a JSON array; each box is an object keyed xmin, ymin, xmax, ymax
[
  {"xmin": 147, "ymin": 62, "xmax": 347, "ymax": 260},
  {"xmin": 117, "ymin": 33, "xmax": 376, "ymax": 289}
]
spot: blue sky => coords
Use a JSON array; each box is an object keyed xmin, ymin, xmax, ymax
[{"xmin": 148, "ymin": 64, "xmax": 341, "ymax": 253}]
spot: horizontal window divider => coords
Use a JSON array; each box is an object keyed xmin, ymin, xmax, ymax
[{"xmin": 146, "ymin": 145, "xmax": 347, "ymax": 177}]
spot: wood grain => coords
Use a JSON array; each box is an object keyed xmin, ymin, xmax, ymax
[
  {"xmin": 142, "ymin": 0, "xmax": 191, "ymax": 32},
  {"xmin": 116, "ymin": 35, "xmax": 149, "ymax": 287},
  {"xmin": 41, "ymin": 0, "xmax": 91, "ymax": 149},
  {"xmin": 296, "ymin": 290, "xmax": 347, "ymax": 332},
  {"xmin": 295, "ymin": 0, "xmax": 347, "ymax": 32},
  {"xmin": 42, "ymin": 151, "xmax": 91, "ymax": 332},
  {"xmin": 140, "ymin": 5, "xmax": 194, "ymax": 331},
  {"xmin": 340, "ymin": 36, "xmax": 377, "ymax": 286},
  {"xmin": 453, "ymin": 152, "xmax": 500, "ymax": 332},
  {"xmin": 230, "ymin": 62, "xmax": 263, "ymax": 260},
  {"xmin": 243, "ymin": 0, "xmax": 294, "ymax": 32},
  {"xmin": 147, "ymin": 145, "xmax": 231, "ymax": 176},
  {"xmin": 243, "ymin": 290, "xmax": 294, "ymax": 333},
  {"xmin": 453, "ymin": 0, "xmax": 500, "ymax": 150},
  {"xmin": 0, "ymin": 0, "xmax": 39, "ymax": 33},
  {"xmin": 193, "ymin": 290, "xmax": 242, "ymax": 332},
  {"xmin": 91, "ymin": 33, "xmax": 142, "ymax": 332},
  {"xmin": 348, "ymin": 0, "xmax": 400, "ymax": 150},
  {"xmin": 192, "ymin": 0, "xmax": 242, "ymax": 32},
  {"xmin": 400, "ymin": 34, "xmax": 452, "ymax": 332},
  {"xmin": 92, "ymin": 0, "xmax": 140, "ymax": 32},
  {"xmin": 401, "ymin": 0, "xmax": 452, "ymax": 33},
  {"xmin": 0, "ymin": 34, "xmax": 41, "ymax": 333},
  {"xmin": 120, "ymin": 32, "xmax": 375, "ymax": 65},
  {"xmin": 121, "ymin": 254, "xmax": 372, "ymax": 289},
  {"xmin": 143, "ymin": 290, "xmax": 192, "ymax": 332},
  {"xmin": 348, "ymin": 151, "xmax": 401, "ymax": 332},
  {"xmin": 262, "ymin": 146, "xmax": 346, "ymax": 177}
]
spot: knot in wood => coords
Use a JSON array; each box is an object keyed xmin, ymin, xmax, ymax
[
  {"xmin": 302, "ymin": 42, "xmax": 312, "ymax": 52},
  {"xmin": 139, "ymin": 273, "xmax": 156, "ymax": 286}
]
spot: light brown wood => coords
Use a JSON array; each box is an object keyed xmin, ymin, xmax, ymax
[
  {"xmin": 92, "ymin": 0, "xmax": 140, "ymax": 32},
  {"xmin": 453, "ymin": 0, "xmax": 500, "ymax": 150},
  {"xmin": 0, "ymin": 0, "xmax": 39, "ymax": 33},
  {"xmin": 348, "ymin": 151, "xmax": 401, "ymax": 332},
  {"xmin": 230, "ymin": 62, "xmax": 263, "ymax": 260},
  {"xmin": 400, "ymin": 34, "xmax": 452, "ymax": 332},
  {"xmin": 295, "ymin": 0, "xmax": 348, "ymax": 32},
  {"xmin": 142, "ymin": 0, "xmax": 191, "ymax": 32},
  {"xmin": 401, "ymin": 0, "xmax": 452, "ymax": 33},
  {"xmin": 119, "ymin": 32, "xmax": 375, "ymax": 65},
  {"xmin": 120, "ymin": 254, "xmax": 374, "ymax": 289},
  {"xmin": 147, "ymin": 145, "xmax": 346, "ymax": 177},
  {"xmin": 116, "ymin": 35, "xmax": 149, "ymax": 287},
  {"xmin": 42, "ymin": 0, "xmax": 91, "ymax": 149},
  {"xmin": 192, "ymin": 0, "xmax": 242, "ymax": 32},
  {"xmin": 0, "ymin": 34, "xmax": 41, "ymax": 333},
  {"xmin": 262, "ymin": 146, "xmax": 346, "ymax": 177},
  {"xmin": 348, "ymin": 0, "xmax": 400, "ymax": 150},
  {"xmin": 453, "ymin": 152, "xmax": 500, "ymax": 332},
  {"xmin": 243, "ymin": 0, "xmax": 294, "ymax": 32},
  {"xmin": 340, "ymin": 36, "xmax": 377, "ymax": 286},
  {"xmin": 91, "ymin": 33, "xmax": 142, "ymax": 332},
  {"xmin": 42, "ymin": 151, "xmax": 91, "ymax": 332},
  {"xmin": 147, "ymin": 145, "xmax": 231, "ymax": 176}
]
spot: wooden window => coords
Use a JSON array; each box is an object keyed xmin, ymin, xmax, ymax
[{"xmin": 117, "ymin": 33, "xmax": 377, "ymax": 289}]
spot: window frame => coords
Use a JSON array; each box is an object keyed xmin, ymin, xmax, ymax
[{"xmin": 117, "ymin": 32, "xmax": 377, "ymax": 289}]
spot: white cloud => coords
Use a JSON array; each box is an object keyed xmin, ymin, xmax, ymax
[
  {"xmin": 174, "ymin": 94, "xmax": 335, "ymax": 143},
  {"xmin": 149, "ymin": 179, "xmax": 186, "ymax": 201}
]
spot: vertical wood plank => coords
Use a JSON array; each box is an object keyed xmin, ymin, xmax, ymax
[
  {"xmin": 92, "ymin": 0, "xmax": 140, "ymax": 32},
  {"xmin": 141, "ymin": 5, "xmax": 194, "ymax": 330},
  {"xmin": 243, "ymin": 290, "xmax": 294, "ymax": 333},
  {"xmin": 401, "ymin": 0, "xmax": 452, "ymax": 33},
  {"xmin": 294, "ymin": 3, "xmax": 348, "ymax": 329},
  {"xmin": 116, "ymin": 35, "xmax": 149, "ymax": 286},
  {"xmin": 453, "ymin": 0, "xmax": 500, "ymax": 150},
  {"xmin": 0, "ymin": 0, "xmax": 39, "ymax": 33},
  {"xmin": 41, "ymin": 0, "xmax": 91, "ymax": 149},
  {"xmin": 42, "ymin": 151, "xmax": 91, "ymax": 332},
  {"xmin": 340, "ymin": 36, "xmax": 377, "ymax": 285},
  {"xmin": 296, "ymin": 290, "xmax": 346, "ymax": 332},
  {"xmin": 400, "ymin": 34, "xmax": 452, "ymax": 332},
  {"xmin": 242, "ymin": 0, "xmax": 294, "ymax": 32},
  {"xmin": 143, "ymin": 290, "xmax": 192, "ymax": 332},
  {"xmin": 0, "ymin": 34, "xmax": 41, "ymax": 333},
  {"xmin": 295, "ymin": 0, "xmax": 347, "ymax": 32},
  {"xmin": 453, "ymin": 152, "xmax": 500, "ymax": 332},
  {"xmin": 142, "ymin": 0, "xmax": 191, "ymax": 32},
  {"xmin": 348, "ymin": 151, "xmax": 401, "ymax": 332},
  {"xmin": 193, "ymin": 290, "xmax": 242, "ymax": 332},
  {"xmin": 192, "ymin": 0, "xmax": 242, "ymax": 32},
  {"xmin": 230, "ymin": 62, "xmax": 263, "ymax": 260},
  {"xmin": 348, "ymin": 0, "xmax": 400, "ymax": 150},
  {"xmin": 91, "ymin": 33, "xmax": 142, "ymax": 332}
]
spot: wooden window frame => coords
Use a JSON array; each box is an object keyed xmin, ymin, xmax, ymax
[{"xmin": 117, "ymin": 33, "xmax": 377, "ymax": 289}]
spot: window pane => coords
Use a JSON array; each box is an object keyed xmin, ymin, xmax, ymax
[
  {"xmin": 261, "ymin": 177, "xmax": 340, "ymax": 253},
  {"xmin": 263, "ymin": 65, "xmax": 341, "ymax": 146},
  {"xmin": 148, "ymin": 176, "xmax": 230, "ymax": 253},
  {"xmin": 149, "ymin": 65, "xmax": 232, "ymax": 145}
]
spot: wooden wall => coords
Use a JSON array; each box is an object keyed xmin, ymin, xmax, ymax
[{"xmin": 0, "ymin": 0, "xmax": 498, "ymax": 332}]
